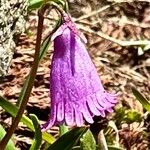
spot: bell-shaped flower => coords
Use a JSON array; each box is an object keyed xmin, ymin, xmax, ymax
[{"xmin": 42, "ymin": 15, "xmax": 117, "ymax": 131}]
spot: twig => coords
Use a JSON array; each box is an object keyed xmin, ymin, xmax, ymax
[
  {"xmin": 74, "ymin": 3, "xmax": 116, "ymax": 22},
  {"xmin": 0, "ymin": 6, "xmax": 46, "ymax": 150},
  {"xmin": 74, "ymin": 0, "xmax": 150, "ymax": 22},
  {"xmin": 107, "ymin": 18, "xmax": 150, "ymax": 28},
  {"xmin": 89, "ymin": 16, "xmax": 150, "ymax": 29},
  {"xmin": 78, "ymin": 24, "xmax": 150, "ymax": 46},
  {"xmin": 108, "ymin": 0, "xmax": 150, "ymax": 3}
]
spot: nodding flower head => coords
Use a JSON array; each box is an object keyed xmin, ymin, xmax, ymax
[{"xmin": 41, "ymin": 14, "xmax": 117, "ymax": 131}]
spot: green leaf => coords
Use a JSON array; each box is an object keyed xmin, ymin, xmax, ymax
[
  {"xmin": 0, "ymin": 96, "xmax": 55, "ymax": 144},
  {"xmin": 0, "ymin": 96, "xmax": 33, "ymax": 130},
  {"xmin": 80, "ymin": 129, "xmax": 96, "ymax": 150},
  {"xmin": 72, "ymin": 145, "xmax": 124, "ymax": 150},
  {"xmin": 39, "ymin": 36, "xmax": 51, "ymax": 60},
  {"xmin": 108, "ymin": 145, "xmax": 124, "ymax": 150},
  {"xmin": 29, "ymin": 114, "xmax": 42, "ymax": 150},
  {"xmin": 16, "ymin": 75, "xmax": 30, "ymax": 107},
  {"xmin": 59, "ymin": 124, "xmax": 69, "ymax": 136},
  {"xmin": 28, "ymin": 0, "xmax": 65, "ymax": 11},
  {"xmin": 0, "ymin": 125, "xmax": 16, "ymax": 150},
  {"xmin": 47, "ymin": 127, "xmax": 88, "ymax": 150},
  {"xmin": 132, "ymin": 88, "xmax": 150, "ymax": 112},
  {"xmin": 126, "ymin": 110, "xmax": 142, "ymax": 123},
  {"xmin": 115, "ymin": 107, "xmax": 126, "ymax": 125},
  {"xmin": 28, "ymin": 0, "xmax": 43, "ymax": 10}
]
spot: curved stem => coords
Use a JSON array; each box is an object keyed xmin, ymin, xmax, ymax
[{"xmin": 0, "ymin": 6, "xmax": 46, "ymax": 150}]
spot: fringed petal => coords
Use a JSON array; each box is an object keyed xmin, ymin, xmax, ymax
[
  {"xmin": 57, "ymin": 100, "xmax": 65, "ymax": 122},
  {"xmin": 65, "ymin": 102, "xmax": 74, "ymax": 126},
  {"xmin": 86, "ymin": 96, "xmax": 101, "ymax": 116},
  {"xmin": 81, "ymin": 101, "xmax": 94, "ymax": 124},
  {"xmin": 41, "ymin": 104, "xmax": 57, "ymax": 131},
  {"xmin": 74, "ymin": 107, "xmax": 84, "ymax": 126}
]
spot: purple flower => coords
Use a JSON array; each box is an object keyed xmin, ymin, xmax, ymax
[{"xmin": 42, "ymin": 15, "xmax": 117, "ymax": 131}]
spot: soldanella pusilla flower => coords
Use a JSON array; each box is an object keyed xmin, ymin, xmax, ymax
[{"xmin": 42, "ymin": 13, "xmax": 117, "ymax": 131}]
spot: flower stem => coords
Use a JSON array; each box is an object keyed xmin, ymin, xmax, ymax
[{"xmin": 0, "ymin": 6, "xmax": 46, "ymax": 150}]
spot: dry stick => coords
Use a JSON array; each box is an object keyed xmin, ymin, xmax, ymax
[
  {"xmin": 89, "ymin": 17, "xmax": 150, "ymax": 29},
  {"xmin": 73, "ymin": 1, "xmax": 150, "ymax": 47},
  {"xmin": 78, "ymin": 24, "xmax": 150, "ymax": 46},
  {"xmin": 106, "ymin": 18, "xmax": 150, "ymax": 29},
  {"xmin": 74, "ymin": 0, "xmax": 149, "ymax": 22},
  {"xmin": 74, "ymin": 3, "xmax": 116, "ymax": 22},
  {"xmin": 0, "ymin": 6, "xmax": 46, "ymax": 150}
]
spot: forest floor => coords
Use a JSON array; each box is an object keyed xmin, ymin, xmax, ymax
[{"xmin": 0, "ymin": 1, "xmax": 150, "ymax": 150}]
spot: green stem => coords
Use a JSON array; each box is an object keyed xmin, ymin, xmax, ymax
[{"xmin": 0, "ymin": 6, "xmax": 46, "ymax": 150}]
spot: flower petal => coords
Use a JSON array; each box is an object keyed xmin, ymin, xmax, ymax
[
  {"xmin": 51, "ymin": 24, "xmax": 68, "ymax": 41},
  {"xmin": 74, "ymin": 108, "xmax": 84, "ymax": 126},
  {"xmin": 96, "ymin": 92, "xmax": 113, "ymax": 109},
  {"xmin": 81, "ymin": 101, "xmax": 94, "ymax": 124},
  {"xmin": 41, "ymin": 104, "xmax": 57, "ymax": 131},
  {"xmin": 65, "ymin": 102, "xmax": 74, "ymax": 126},
  {"xmin": 106, "ymin": 108, "xmax": 114, "ymax": 113},
  {"xmin": 57, "ymin": 100, "xmax": 65, "ymax": 122},
  {"xmin": 86, "ymin": 96, "xmax": 101, "ymax": 116},
  {"xmin": 106, "ymin": 93, "xmax": 118, "ymax": 103}
]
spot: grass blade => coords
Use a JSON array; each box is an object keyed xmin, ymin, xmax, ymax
[
  {"xmin": 132, "ymin": 87, "xmax": 150, "ymax": 112},
  {"xmin": 0, "ymin": 96, "xmax": 55, "ymax": 143},
  {"xmin": 29, "ymin": 114, "xmax": 42, "ymax": 150},
  {"xmin": 0, "ymin": 125, "xmax": 16, "ymax": 150}
]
